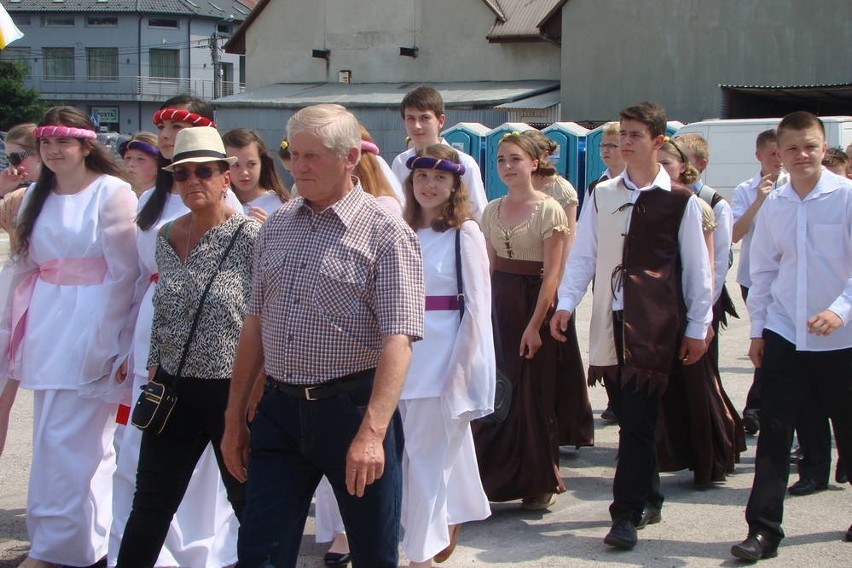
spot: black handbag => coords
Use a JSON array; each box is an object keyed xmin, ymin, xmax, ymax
[
  {"xmin": 454, "ymin": 230, "xmax": 512, "ymax": 424},
  {"xmin": 131, "ymin": 221, "xmax": 246, "ymax": 434}
]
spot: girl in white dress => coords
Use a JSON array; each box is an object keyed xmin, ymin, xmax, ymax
[
  {"xmin": 400, "ymin": 144, "xmax": 495, "ymax": 567},
  {"xmin": 222, "ymin": 128, "xmax": 289, "ymax": 222},
  {"xmin": 108, "ymin": 96, "xmax": 242, "ymax": 568},
  {"xmin": 0, "ymin": 106, "xmax": 139, "ymax": 568}
]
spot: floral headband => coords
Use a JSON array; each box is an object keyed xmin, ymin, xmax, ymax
[
  {"xmin": 360, "ymin": 140, "xmax": 380, "ymax": 155},
  {"xmin": 406, "ymin": 155, "xmax": 466, "ymax": 175},
  {"xmin": 500, "ymin": 131, "xmax": 522, "ymax": 141},
  {"xmin": 152, "ymin": 108, "xmax": 216, "ymax": 129},
  {"xmin": 33, "ymin": 125, "xmax": 97, "ymax": 140}
]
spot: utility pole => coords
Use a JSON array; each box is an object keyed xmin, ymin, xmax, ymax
[{"xmin": 209, "ymin": 31, "xmax": 221, "ymax": 100}]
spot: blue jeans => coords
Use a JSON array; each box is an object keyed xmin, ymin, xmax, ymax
[{"xmin": 237, "ymin": 372, "xmax": 403, "ymax": 567}]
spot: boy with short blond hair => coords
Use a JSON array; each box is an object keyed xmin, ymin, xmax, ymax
[
  {"xmin": 731, "ymin": 111, "xmax": 852, "ymax": 561},
  {"xmin": 730, "ymin": 129, "xmax": 785, "ymax": 434},
  {"xmin": 391, "ymin": 85, "xmax": 487, "ymax": 218}
]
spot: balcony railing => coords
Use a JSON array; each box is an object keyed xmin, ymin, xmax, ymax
[{"xmin": 22, "ymin": 75, "xmax": 245, "ymax": 101}]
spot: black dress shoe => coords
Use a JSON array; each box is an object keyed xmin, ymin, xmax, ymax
[
  {"xmin": 604, "ymin": 519, "xmax": 637, "ymax": 550},
  {"xmin": 636, "ymin": 506, "xmax": 661, "ymax": 530},
  {"xmin": 323, "ymin": 551, "xmax": 352, "ymax": 566},
  {"xmin": 601, "ymin": 407, "xmax": 618, "ymax": 422},
  {"xmin": 788, "ymin": 478, "xmax": 828, "ymax": 496},
  {"xmin": 845, "ymin": 523, "xmax": 851, "ymax": 542},
  {"xmin": 731, "ymin": 533, "xmax": 779, "ymax": 561},
  {"xmin": 742, "ymin": 409, "xmax": 760, "ymax": 435},
  {"xmin": 836, "ymin": 460, "xmax": 848, "ymax": 484}
]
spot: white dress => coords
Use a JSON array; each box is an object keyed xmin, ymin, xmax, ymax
[
  {"xmin": 109, "ymin": 188, "xmax": 242, "ymax": 567},
  {"xmin": 242, "ymin": 191, "xmax": 284, "ymax": 216},
  {"xmin": 5, "ymin": 175, "xmax": 139, "ymax": 566},
  {"xmin": 399, "ymin": 220, "xmax": 494, "ymax": 562}
]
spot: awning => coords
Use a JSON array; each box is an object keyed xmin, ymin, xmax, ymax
[
  {"xmin": 214, "ymin": 80, "xmax": 560, "ymax": 109},
  {"xmin": 720, "ymin": 83, "xmax": 852, "ymax": 118},
  {"xmin": 494, "ymin": 89, "xmax": 560, "ymax": 111}
]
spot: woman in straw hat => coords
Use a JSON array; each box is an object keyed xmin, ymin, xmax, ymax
[
  {"xmin": 110, "ymin": 96, "xmax": 243, "ymax": 568},
  {"xmin": 117, "ymin": 127, "xmax": 260, "ymax": 567}
]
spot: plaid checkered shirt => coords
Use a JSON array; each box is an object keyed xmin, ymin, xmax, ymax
[{"xmin": 248, "ymin": 184, "xmax": 424, "ymax": 385}]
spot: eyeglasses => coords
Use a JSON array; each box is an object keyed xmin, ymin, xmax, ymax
[
  {"xmin": 8, "ymin": 149, "xmax": 36, "ymax": 167},
  {"xmin": 172, "ymin": 164, "xmax": 218, "ymax": 182},
  {"xmin": 600, "ymin": 144, "xmax": 619, "ymax": 152}
]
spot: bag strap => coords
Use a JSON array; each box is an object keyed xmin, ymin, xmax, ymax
[
  {"xmin": 454, "ymin": 228, "xmax": 465, "ymax": 321},
  {"xmin": 174, "ymin": 220, "xmax": 247, "ymax": 377}
]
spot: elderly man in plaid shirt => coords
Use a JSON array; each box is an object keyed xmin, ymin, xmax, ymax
[{"xmin": 222, "ymin": 104, "xmax": 424, "ymax": 568}]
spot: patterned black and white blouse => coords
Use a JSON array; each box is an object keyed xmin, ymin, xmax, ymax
[{"xmin": 149, "ymin": 213, "xmax": 261, "ymax": 379}]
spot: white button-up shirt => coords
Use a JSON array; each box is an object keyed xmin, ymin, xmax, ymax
[
  {"xmin": 557, "ymin": 166, "xmax": 713, "ymax": 340},
  {"xmin": 748, "ymin": 169, "xmax": 852, "ymax": 350}
]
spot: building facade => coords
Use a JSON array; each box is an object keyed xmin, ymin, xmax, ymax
[{"xmin": 1, "ymin": 0, "xmax": 253, "ymax": 133}]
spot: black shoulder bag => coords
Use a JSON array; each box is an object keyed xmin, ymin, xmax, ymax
[
  {"xmin": 454, "ymin": 229, "xmax": 512, "ymax": 424},
  {"xmin": 131, "ymin": 221, "xmax": 247, "ymax": 434}
]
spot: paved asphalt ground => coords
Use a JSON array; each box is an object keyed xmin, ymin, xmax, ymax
[{"xmin": 0, "ymin": 239, "xmax": 849, "ymax": 567}]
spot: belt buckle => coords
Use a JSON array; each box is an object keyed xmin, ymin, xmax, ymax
[{"xmin": 304, "ymin": 385, "xmax": 319, "ymax": 401}]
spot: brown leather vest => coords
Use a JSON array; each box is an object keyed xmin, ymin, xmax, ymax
[{"xmin": 619, "ymin": 187, "xmax": 691, "ymax": 393}]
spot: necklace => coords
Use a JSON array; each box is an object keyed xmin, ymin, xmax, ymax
[{"xmin": 184, "ymin": 216, "xmax": 195, "ymax": 262}]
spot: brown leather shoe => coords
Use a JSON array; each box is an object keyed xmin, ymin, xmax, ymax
[
  {"xmin": 521, "ymin": 493, "xmax": 557, "ymax": 511},
  {"xmin": 434, "ymin": 524, "xmax": 461, "ymax": 563}
]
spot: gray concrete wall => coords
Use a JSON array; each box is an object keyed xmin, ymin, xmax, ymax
[
  {"xmin": 244, "ymin": 0, "xmax": 560, "ymax": 89},
  {"xmin": 559, "ymin": 0, "xmax": 852, "ymax": 123}
]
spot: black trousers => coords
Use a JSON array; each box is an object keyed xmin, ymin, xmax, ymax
[
  {"xmin": 745, "ymin": 330, "xmax": 852, "ymax": 542},
  {"xmin": 795, "ymin": 386, "xmax": 832, "ymax": 485},
  {"xmin": 741, "ymin": 285, "xmax": 764, "ymax": 411},
  {"xmin": 609, "ymin": 313, "xmax": 663, "ymax": 524},
  {"xmin": 117, "ymin": 373, "xmax": 246, "ymax": 568}
]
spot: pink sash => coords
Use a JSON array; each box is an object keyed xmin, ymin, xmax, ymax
[{"xmin": 8, "ymin": 257, "xmax": 108, "ymax": 369}]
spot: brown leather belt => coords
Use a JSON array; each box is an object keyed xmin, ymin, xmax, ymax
[{"xmin": 492, "ymin": 256, "xmax": 544, "ymax": 276}]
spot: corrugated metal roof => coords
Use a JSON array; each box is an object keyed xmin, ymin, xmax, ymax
[
  {"xmin": 4, "ymin": 0, "xmax": 253, "ymax": 19},
  {"xmin": 719, "ymin": 82, "xmax": 852, "ymax": 89},
  {"xmin": 486, "ymin": 0, "xmax": 565, "ymax": 40},
  {"xmin": 494, "ymin": 89, "xmax": 559, "ymax": 110},
  {"xmin": 214, "ymin": 80, "xmax": 560, "ymax": 109}
]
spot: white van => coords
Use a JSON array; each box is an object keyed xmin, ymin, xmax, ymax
[{"xmin": 675, "ymin": 116, "xmax": 852, "ymax": 200}]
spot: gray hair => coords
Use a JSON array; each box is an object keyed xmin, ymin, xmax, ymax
[{"xmin": 287, "ymin": 104, "xmax": 361, "ymax": 162}]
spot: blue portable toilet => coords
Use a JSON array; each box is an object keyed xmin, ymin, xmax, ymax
[
  {"xmin": 441, "ymin": 122, "xmax": 491, "ymax": 170},
  {"xmin": 484, "ymin": 122, "xmax": 534, "ymax": 200},
  {"xmin": 584, "ymin": 120, "xmax": 684, "ymax": 191},
  {"xmin": 542, "ymin": 122, "xmax": 589, "ymax": 193}
]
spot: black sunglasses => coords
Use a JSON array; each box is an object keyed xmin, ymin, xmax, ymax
[
  {"xmin": 172, "ymin": 164, "xmax": 218, "ymax": 182},
  {"xmin": 8, "ymin": 149, "xmax": 35, "ymax": 167}
]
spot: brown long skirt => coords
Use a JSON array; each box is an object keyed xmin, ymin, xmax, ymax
[
  {"xmin": 555, "ymin": 316, "xmax": 595, "ymax": 448},
  {"xmin": 656, "ymin": 354, "xmax": 746, "ymax": 486},
  {"xmin": 472, "ymin": 269, "xmax": 567, "ymax": 502}
]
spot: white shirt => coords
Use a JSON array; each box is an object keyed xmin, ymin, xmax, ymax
[
  {"xmin": 557, "ymin": 166, "xmax": 713, "ymax": 340},
  {"xmin": 731, "ymin": 171, "xmax": 786, "ymax": 288},
  {"xmin": 694, "ymin": 180, "xmax": 733, "ymax": 302},
  {"xmin": 731, "ymin": 171, "xmax": 764, "ymax": 288},
  {"xmin": 747, "ymin": 169, "xmax": 852, "ymax": 351},
  {"xmin": 391, "ymin": 139, "xmax": 488, "ymax": 221}
]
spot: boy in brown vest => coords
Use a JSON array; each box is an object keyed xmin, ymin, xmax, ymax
[{"xmin": 551, "ymin": 102, "xmax": 713, "ymax": 550}]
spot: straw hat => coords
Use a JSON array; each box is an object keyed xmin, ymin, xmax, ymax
[{"xmin": 163, "ymin": 126, "xmax": 237, "ymax": 171}]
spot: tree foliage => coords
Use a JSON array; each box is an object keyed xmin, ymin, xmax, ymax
[{"xmin": 0, "ymin": 61, "xmax": 48, "ymax": 131}]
